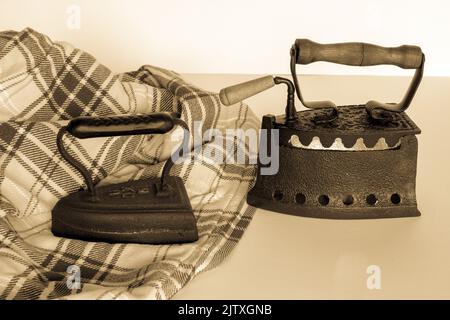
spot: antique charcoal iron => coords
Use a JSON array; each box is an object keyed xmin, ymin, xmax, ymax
[
  {"xmin": 219, "ymin": 39, "xmax": 424, "ymax": 219},
  {"xmin": 52, "ymin": 112, "xmax": 198, "ymax": 243}
]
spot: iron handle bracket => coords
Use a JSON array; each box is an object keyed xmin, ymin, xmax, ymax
[
  {"xmin": 57, "ymin": 112, "xmax": 189, "ymax": 197},
  {"xmin": 290, "ymin": 40, "xmax": 425, "ymax": 123}
]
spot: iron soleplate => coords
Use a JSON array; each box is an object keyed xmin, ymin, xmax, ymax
[{"xmin": 52, "ymin": 176, "xmax": 198, "ymax": 244}]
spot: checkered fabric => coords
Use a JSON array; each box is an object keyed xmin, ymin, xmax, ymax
[{"xmin": 0, "ymin": 28, "xmax": 258, "ymax": 299}]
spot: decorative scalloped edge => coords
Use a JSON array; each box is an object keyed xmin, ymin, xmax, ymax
[{"xmin": 288, "ymin": 135, "xmax": 401, "ymax": 151}]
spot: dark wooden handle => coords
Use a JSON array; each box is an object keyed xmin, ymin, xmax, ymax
[
  {"xmin": 295, "ymin": 39, "xmax": 423, "ymax": 69},
  {"xmin": 67, "ymin": 112, "xmax": 175, "ymax": 139}
]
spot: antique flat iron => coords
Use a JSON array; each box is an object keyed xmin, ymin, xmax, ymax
[
  {"xmin": 219, "ymin": 39, "xmax": 424, "ymax": 219},
  {"xmin": 52, "ymin": 112, "xmax": 198, "ymax": 243}
]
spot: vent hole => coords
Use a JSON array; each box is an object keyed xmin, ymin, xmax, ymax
[
  {"xmin": 295, "ymin": 193, "xmax": 306, "ymax": 205},
  {"xmin": 273, "ymin": 190, "xmax": 283, "ymax": 201},
  {"xmin": 318, "ymin": 195, "xmax": 329, "ymax": 206},
  {"xmin": 343, "ymin": 195, "xmax": 354, "ymax": 206},
  {"xmin": 391, "ymin": 193, "xmax": 401, "ymax": 205},
  {"xmin": 366, "ymin": 194, "xmax": 378, "ymax": 205}
]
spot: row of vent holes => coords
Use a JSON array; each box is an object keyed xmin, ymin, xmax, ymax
[{"xmin": 272, "ymin": 191, "xmax": 402, "ymax": 206}]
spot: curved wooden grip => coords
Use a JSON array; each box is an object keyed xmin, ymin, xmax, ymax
[
  {"xmin": 219, "ymin": 75, "xmax": 275, "ymax": 105},
  {"xmin": 295, "ymin": 39, "xmax": 423, "ymax": 69}
]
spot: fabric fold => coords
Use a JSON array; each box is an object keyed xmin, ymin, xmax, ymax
[{"xmin": 0, "ymin": 28, "xmax": 258, "ymax": 299}]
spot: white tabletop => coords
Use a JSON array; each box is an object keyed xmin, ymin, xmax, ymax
[{"xmin": 173, "ymin": 74, "xmax": 450, "ymax": 299}]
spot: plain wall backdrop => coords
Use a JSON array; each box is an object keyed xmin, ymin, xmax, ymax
[{"xmin": 0, "ymin": 0, "xmax": 448, "ymax": 76}]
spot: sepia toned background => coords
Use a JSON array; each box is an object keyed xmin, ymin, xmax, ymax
[
  {"xmin": 0, "ymin": 0, "xmax": 449, "ymax": 76},
  {"xmin": 1, "ymin": 0, "xmax": 450, "ymax": 299}
]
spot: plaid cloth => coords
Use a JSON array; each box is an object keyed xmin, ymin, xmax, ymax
[{"xmin": 0, "ymin": 28, "xmax": 258, "ymax": 299}]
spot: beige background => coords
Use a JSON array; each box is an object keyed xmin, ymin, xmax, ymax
[
  {"xmin": 1, "ymin": 0, "xmax": 449, "ymax": 76},
  {"xmin": 1, "ymin": 0, "xmax": 449, "ymax": 300},
  {"xmin": 172, "ymin": 74, "xmax": 450, "ymax": 299}
]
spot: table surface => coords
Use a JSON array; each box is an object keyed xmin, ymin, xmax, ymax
[{"xmin": 172, "ymin": 73, "xmax": 450, "ymax": 299}]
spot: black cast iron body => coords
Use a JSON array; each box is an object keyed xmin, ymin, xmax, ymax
[
  {"xmin": 52, "ymin": 112, "xmax": 198, "ymax": 244},
  {"xmin": 247, "ymin": 106, "xmax": 421, "ymax": 219},
  {"xmin": 52, "ymin": 176, "xmax": 198, "ymax": 243}
]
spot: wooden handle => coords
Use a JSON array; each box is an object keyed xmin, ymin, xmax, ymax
[
  {"xmin": 219, "ymin": 75, "xmax": 275, "ymax": 105},
  {"xmin": 295, "ymin": 39, "xmax": 423, "ymax": 69},
  {"xmin": 67, "ymin": 112, "xmax": 175, "ymax": 139}
]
